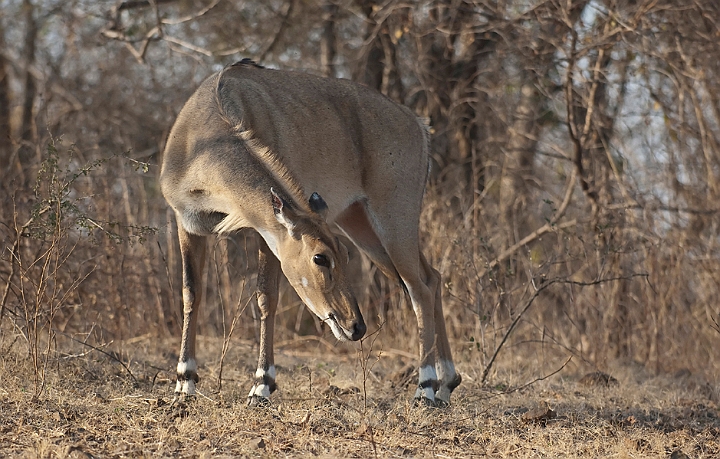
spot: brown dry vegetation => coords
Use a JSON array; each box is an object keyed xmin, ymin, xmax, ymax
[
  {"xmin": 2, "ymin": 0, "xmax": 720, "ymax": 457},
  {"xmin": 2, "ymin": 336, "xmax": 720, "ymax": 458}
]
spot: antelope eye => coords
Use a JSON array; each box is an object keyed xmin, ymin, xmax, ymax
[{"xmin": 313, "ymin": 254, "xmax": 331, "ymax": 268}]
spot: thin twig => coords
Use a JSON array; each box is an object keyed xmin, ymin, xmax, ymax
[
  {"xmin": 162, "ymin": 35, "xmax": 212, "ymax": 56},
  {"xmin": 218, "ymin": 295, "xmax": 252, "ymax": 391},
  {"xmin": 481, "ymin": 273, "xmax": 647, "ymax": 384},
  {"xmin": 502, "ymin": 355, "xmax": 572, "ymax": 395},
  {"xmin": 480, "ymin": 168, "xmax": 577, "ymax": 279},
  {"xmin": 357, "ymin": 321, "xmax": 385, "ymax": 411},
  {"xmin": 0, "ymin": 201, "xmax": 50, "ymax": 327},
  {"xmin": 258, "ymin": 0, "xmax": 295, "ymax": 61},
  {"xmin": 161, "ymin": 0, "xmax": 222, "ymax": 25},
  {"xmin": 62, "ymin": 333, "xmax": 138, "ymax": 384}
]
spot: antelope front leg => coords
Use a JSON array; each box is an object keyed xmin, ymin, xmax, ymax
[
  {"xmin": 175, "ymin": 224, "xmax": 206, "ymax": 399},
  {"xmin": 248, "ymin": 239, "xmax": 281, "ymax": 407}
]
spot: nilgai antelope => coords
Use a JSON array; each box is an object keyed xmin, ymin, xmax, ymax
[{"xmin": 160, "ymin": 59, "xmax": 461, "ymax": 406}]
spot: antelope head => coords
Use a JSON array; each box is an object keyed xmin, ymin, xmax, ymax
[{"xmin": 268, "ymin": 188, "xmax": 366, "ymax": 341}]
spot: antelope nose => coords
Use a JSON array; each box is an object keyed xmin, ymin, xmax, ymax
[{"xmin": 350, "ymin": 320, "xmax": 366, "ymax": 341}]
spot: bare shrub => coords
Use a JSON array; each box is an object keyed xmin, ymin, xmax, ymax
[{"xmin": 1, "ymin": 0, "xmax": 719, "ymax": 398}]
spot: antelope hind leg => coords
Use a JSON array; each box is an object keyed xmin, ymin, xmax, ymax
[
  {"xmin": 395, "ymin": 256, "xmax": 440, "ymax": 405},
  {"xmin": 422, "ymin": 254, "xmax": 461, "ymax": 405},
  {"xmin": 337, "ymin": 202, "xmax": 459, "ymax": 406},
  {"xmin": 410, "ymin": 254, "xmax": 461, "ymax": 407}
]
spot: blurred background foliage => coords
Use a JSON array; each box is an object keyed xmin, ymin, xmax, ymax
[{"xmin": 2, "ymin": 0, "xmax": 720, "ymax": 383}]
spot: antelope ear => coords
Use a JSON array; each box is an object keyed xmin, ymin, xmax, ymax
[
  {"xmin": 308, "ymin": 192, "xmax": 328, "ymax": 218},
  {"xmin": 271, "ymin": 187, "xmax": 297, "ymax": 233}
]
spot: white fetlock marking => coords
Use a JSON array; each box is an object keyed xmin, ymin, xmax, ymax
[
  {"xmin": 249, "ymin": 365, "xmax": 276, "ymax": 399},
  {"xmin": 248, "ymin": 384, "xmax": 272, "ymax": 398},
  {"xmin": 255, "ymin": 365, "xmax": 276, "ymax": 380},
  {"xmin": 176, "ymin": 379, "xmax": 196, "ymax": 396},
  {"xmin": 419, "ymin": 365, "xmax": 438, "ymax": 383},
  {"xmin": 176, "ymin": 359, "xmax": 198, "ymax": 396},
  {"xmin": 435, "ymin": 359, "xmax": 457, "ymax": 403},
  {"xmin": 177, "ymin": 359, "xmax": 197, "ymax": 375},
  {"xmin": 415, "ymin": 365, "xmax": 437, "ymax": 401}
]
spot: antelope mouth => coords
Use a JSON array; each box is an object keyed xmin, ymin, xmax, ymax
[{"xmin": 327, "ymin": 313, "xmax": 366, "ymax": 342}]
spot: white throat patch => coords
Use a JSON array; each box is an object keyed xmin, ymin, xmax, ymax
[{"xmin": 257, "ymin": 228, "xmax": 280, "ymax": 259}]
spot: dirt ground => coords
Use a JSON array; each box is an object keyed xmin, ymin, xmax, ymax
[{"xmin": 1, "ymin": 334, "xmax": 719, "ymax": 458}]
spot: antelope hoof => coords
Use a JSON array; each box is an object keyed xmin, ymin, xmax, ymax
[
  {"xmin": 172, "ymin": 392, "xmax": 195, "ymax": 406},
  {"xmin": 413, "ymin": 395, "xmax": 439, "ymax": 408},
  {"xmin": 414, "ymin": 376, "xmax": 440, "ymax": 407},
  {"xmin": 247, "ymin": 385, "xmax": 272, "ymax": 408},
  {"xmin": 247, "ymin": 394, "xmax": 272, "ymax": 408},
  {"xmin": 174, "ymin": 377, "xmax": 198, "ymax": 398},
  {"xmin": 413, "ymin": 363, "xmax": 440, "ymax": 403},
  {"xmin": 435, "ymin": 373, "xmax": 462, "ymax": 406},
  {"xmin": 247, "ymin": 377, "xmax": 277, "ymax": 408},
  {"xmin": 171, "ymin": 385, "xmax": 197, "ymax": 406}
]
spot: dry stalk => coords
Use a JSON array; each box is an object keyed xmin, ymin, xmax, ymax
[
  {"xmin": 481, "ymin": 273, "xmax": 648, "ymax": 384},
  {"xmin": 62, "ymin": 333, "xmax": 137, "ymax": 384},
  {"xmin": 0, "ymin": 200, "xmax": 49, "ymax": 328},
  {"xmin": 479, "ymin": 167, "xmax": 578, "ymax": 280},
  {"xmin": 217, "ymin": 294, "xmax": 252, "ymax": 391},
  {"xmin": 502, "ymin": 355, "xmax": 572, "ymax": 395},
  {"xmin": 213, "ymin": 237, "xmax": 253, "ymax": 391},
  {"xmin": 357, "ymin": 322, "xmax": 384, "ymax": 413}
]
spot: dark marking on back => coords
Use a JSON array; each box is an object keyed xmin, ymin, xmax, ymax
[{"xmin": 232, "ymin": 58, "xmax": 265, "ymax": 69}]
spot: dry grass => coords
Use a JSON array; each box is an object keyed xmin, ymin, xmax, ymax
[
  {"xmin": 4, "ymin": 3, "xmax": 720, "ymax": 456},
  {"xmin": 2, "ymin": 138, "xmax": 720, "ymax": 458},
  {"xmin": 1, "ymin": 332, "xmax": 718, "ymax": 458}
]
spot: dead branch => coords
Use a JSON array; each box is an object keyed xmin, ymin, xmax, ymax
[
  {"xmin": 480, "ymin": 167, "xmax": 578, "ymax": 279},
  {"xmin": 61, "ymin": 333, "xmax": 138, "ymax": 384},
  {"xmin": 481, "ymin": 273, "xmax": 648, "ymax": 384},
  {"xmin": 103, "ymin": 0, "xmax": 221, "ymax": 62},
  {"xmin": 116, "ymin": 0, "xmax": 177, "ymax": 11},
  {"xmin": 564, "ymin": 30, "xmax": 599, "ymax": 217},
  {"xmin": 162, "ymin": 35, "xmax": 212, "ymax": 56},
  {"xmin": 162, "ymin": 0, "xmax": 222, "ymax": 25},
  {"xmin": 0, "ymin": 49, "xmax": 82, "ymax": 111},
  {"xmin": 258, "ymin": 0, "xmax": 296, "ymax": 62}
]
